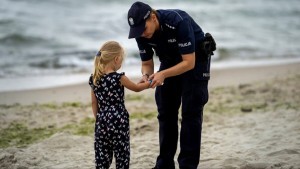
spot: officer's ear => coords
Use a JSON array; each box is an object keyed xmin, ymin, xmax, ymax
[{"xmin": 150, "ymin": 13, "xmax": 156, "ymax": 21}]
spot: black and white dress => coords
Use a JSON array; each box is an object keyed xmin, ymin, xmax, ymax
[{"xmin": 89, "ymin": 72, "xmax": 130, "ymax": 169}]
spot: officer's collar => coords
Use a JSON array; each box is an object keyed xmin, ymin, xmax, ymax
[{"xmin": 156, "ymin": 10, "xmax": 163, "ymax": 32}]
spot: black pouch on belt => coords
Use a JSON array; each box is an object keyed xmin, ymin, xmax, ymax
[
  {"xmin": 193, "ymin": 33, "xmax": 215, "ymax": 81},
  {"xmin": 200, "ymin": 32, "xmax": 216, "ymax": 57}
]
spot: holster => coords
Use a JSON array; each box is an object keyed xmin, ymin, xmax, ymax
[
  {"xmin": 200, "ymin": 32, "xmax": 216, "ymax": 57},
  {"xmin": 192, "ymin": 33, "xmax": 216, "ymax": 81}
]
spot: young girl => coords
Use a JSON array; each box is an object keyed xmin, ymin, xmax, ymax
[{"xmin": 89, "ymin": 41, "xmax": 150, "ymax": 169}]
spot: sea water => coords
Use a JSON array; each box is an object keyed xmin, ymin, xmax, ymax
[{"xmin": 0, "ymin": 0, "xmax": 299, "ymax": 91}]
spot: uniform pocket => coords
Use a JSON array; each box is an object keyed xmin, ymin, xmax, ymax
[{"xmin": 193, "ymin": 54, "xmax": 211, "ymax": 81}]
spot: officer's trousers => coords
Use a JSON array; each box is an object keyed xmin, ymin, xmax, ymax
[{"xmin": 154, "ymin": 72, "xmax": 208, "ymax": 169}]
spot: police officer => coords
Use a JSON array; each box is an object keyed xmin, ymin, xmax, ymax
[{"xmin": 127, "ymin": 1, "xmax": 213, "ymax": 169}]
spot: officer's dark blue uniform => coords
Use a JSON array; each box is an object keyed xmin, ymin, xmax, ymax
[
  {"xmin": 128, "ymin": 2, "xmax": 212, "ymax": 168},
  {"xmin": 136, "ymin": 9, "xmax": 211, "ymax": 169}
]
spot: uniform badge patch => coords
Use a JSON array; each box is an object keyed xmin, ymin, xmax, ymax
[{"xmin": 129, "ymin": 17, "xmax": 134, "ymax": 26}]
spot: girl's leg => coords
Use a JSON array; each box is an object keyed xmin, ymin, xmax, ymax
[
  {"xmin": 113, "ymin": 112, "xmax": 130, "ymax": 169},
  {"xmin": 95, "ymin": 121, "xmax": 113, "ymax": 169}
]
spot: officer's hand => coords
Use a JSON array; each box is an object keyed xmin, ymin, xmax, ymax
[{"xmin": 149, "ymin": 72, "xmax": 165, "ymax": 88}]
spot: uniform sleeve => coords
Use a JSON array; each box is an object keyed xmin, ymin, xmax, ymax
[
  {"xmin": 136, "ymin": 38, "xmax": 154, "ymax": 61},
  {"xmin": 176, "ymin": 18, "xmax": 195, "ymax": 55}
]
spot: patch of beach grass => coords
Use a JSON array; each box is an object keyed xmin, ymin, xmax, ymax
[
  {"xmin": 0, "ymin": 123, "xmax": 56, "ymax": 148},
  {"xmin": 125, "ymin": 94, "xmax": 144, "ymax": 101},
  {"xmin": 61, "ymin": 117, "xmax": 95, "ymax": 136},
  {"xmin": 125, "ymin": 93, "xmax": 154, "ymax": 102},
  {"xmin": 40, "ymin": 102, "xmax": 87, "ymax": 109},
  {"xmin": 130, "ymin": 111, "xmax": 157, "ymax": 120},
  {"xmin": 0, "ymin": 117, "xmax": 96, "ymax": 148},
  {"xmin": 0, "ymin": 111, "xmax": 158, "ymax": 148},
  {"xmin": 206, "ymin": 74, "xmax": 300, "ymax": 114}
]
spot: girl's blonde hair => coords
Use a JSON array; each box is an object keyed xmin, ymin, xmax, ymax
[{"xmin": 93, "ymin": 41, "xmax": 124, "ymax": 86}]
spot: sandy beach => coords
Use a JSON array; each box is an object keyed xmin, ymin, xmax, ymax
[{"xmin": 0, "ymin": 62, "xmax": 300, "ymax": 169}]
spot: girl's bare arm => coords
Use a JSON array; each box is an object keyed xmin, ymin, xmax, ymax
[
  {"xmin": 120, "ymin": 75, "xmax": 150, "ymax": 92},
  {"xmin": 91, "ymin": 90, "xmax": 98, "ymax": 118}
]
